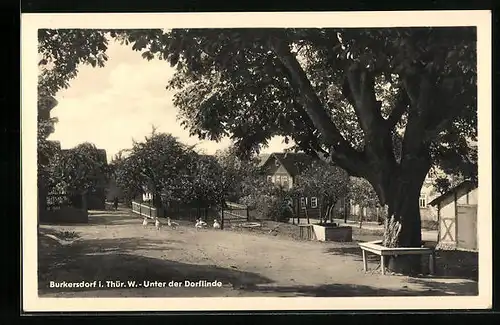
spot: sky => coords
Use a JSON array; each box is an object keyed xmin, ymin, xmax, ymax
[{"xmin": 48, "ymin": 38, "xmax": 292, "ymax": 162}]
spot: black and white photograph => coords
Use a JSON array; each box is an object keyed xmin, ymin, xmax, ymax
[{"xmin": 22, "ymin": 11, "xmax": 492, "ymax": 312}]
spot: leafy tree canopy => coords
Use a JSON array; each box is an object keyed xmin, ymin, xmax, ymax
[
  {"xmin": 38, "ymin": 27, "xmax": 478, "ymax": 252},
  {"xmin": 347, "ymin": 176, "xmax": 380, "ymax": 209},
  {"xmin": 38, "ymin": 29, "xmax": 110, "ymax": 97},
  {"xmin": 215, "ymin": 146, "xmax": 264, "ymax": 201},
  {"xmin": 38, "ymin": 28, "xmax": 477, "ymax": 191},
  {"xmin": 187, "ymin": 153, "xmax": 228, "ymax": 208},
  {"xmin": 294, "ymin": 160, "xmax": 349, "ymax": 207},
  {"xmin": 111, "ymin": 128, "xmax": 230, "ymax": 208},
  {"xmin": 109, "ymin": 28, "xmax": 477, "ymax": 186},
  {"xmin": 48, "ymin": 142, "xmax": 109, "ymax": 194}
]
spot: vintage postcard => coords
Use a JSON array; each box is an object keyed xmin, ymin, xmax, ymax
[{"xmin": 22, "ymin": 11, "xmax": 492, "ymax": 312}]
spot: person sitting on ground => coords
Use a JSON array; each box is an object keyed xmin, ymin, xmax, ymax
[{"xmin": 213, "ymin": 219, "xmax": 221, "ymax": 229}]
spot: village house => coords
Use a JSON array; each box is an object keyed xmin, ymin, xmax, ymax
[
  {"xmin": 258, "ymin": 152, "xmax": 348, "ymax": 219},
  {"xmin": 342, "ymin": 171, "xmax": 442, "ymax": 224},
  {"xmin": 418, "ymin": 174, "xmax": 440, "ymax": 221},
  {"xmin": 258, "ymin": 152, "xmax": 447, "ymax": 224},
  {"xmin": 429, "ymin": 180, "xmax": 478, "ymax": 251},
  {"xmin": 60, "ymin": 148, "xmax": 108, "ymax": 210},
  {"xmin": 419, "ymin": 140, "xmax": 478, "ymax": 226},
  {"xmin": 39, "ymin": 141, "xmax": 91, "ymax": 224}
]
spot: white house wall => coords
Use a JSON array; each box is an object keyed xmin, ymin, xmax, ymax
[
  {"xmin": 455, "ymin": 186, "xmax": 478, "ymax": 205},
  {"xmin": 440, "ymin": 199, "xmax": 456, "ymax": 219},
  {"xmin": 419, "ymin": 178, "xmax": 440, "ymax": 221},
  {"xmin": 271, "ymin": 171, "xmax": 293, "ymax": 190},
  {"xmin": 456, "ymin": 191, "xmax": 467, "ymax": 204},
  {"xmin": 276, "ymin": 164, "xmax": 288, "ymax": 174},
  {"xmin": 468, "ymin": 187, "xmax": 478, "ymax": 205},
  {"xmin": 438, "ymin": 197, "xmax": 456, "ymax": 244}
]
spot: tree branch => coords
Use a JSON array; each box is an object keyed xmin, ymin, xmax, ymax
[
  {"xmin": 312, "ymin": 148, "xmax": 364, "ymax": 177},
  {"xmin": 386, "ymin": 89, "xmax": 409, "ymax": 130},
  {"xmin": 267, "ymin": 35, "xmax": 368, "ymax": 177},
  {"xmin": 401, "ymin": 71, "xmax": 451, "ymax": 149},
  {"xmin": 344, "ymin": 63, "xmax": 384, "ymax": 137},
  {"xmin": 421, "ymin": 77, "xmax": 466, "ymax": 143},
  {"xmin": 268, "ymin": 36, "xmax": 346, "ymax": 147}
]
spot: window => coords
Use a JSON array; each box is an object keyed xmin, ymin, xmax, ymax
[
  {"xmin": 419, "ymin": 195, "xmax": 427, "ymax": 208},
  {"xmin": 267, "ymin": 175, "xmax": 272, "ymax": 183},
  {"xmin": 310, "ymin": 197, "xmax": 318, "ymax": 209},
  {"xmin": 275, "ymin": 175, "xmax": 281, "ymax": 184},
  {"xmin": 300, "ymin": 197, "xmax": 306, "ymax": 207},
  {"xmin": 282, "ymin": 175, "xmax": 289, "ymax": 186}
]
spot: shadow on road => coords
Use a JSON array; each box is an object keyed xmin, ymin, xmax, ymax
[
  {"xmin": 39, "ymin": 228, "xmax": 186, "ymax": 252},
  {"xmin": 240, "ymin": 279, "xmax": 478, "ymax": 297},
  {"xmin": 38, "ymin": 235, "xmax": 274, "ymax": 296},
  {"xmin": 40, "ymin": 209, "xmax": 143, "ymax": 227}
]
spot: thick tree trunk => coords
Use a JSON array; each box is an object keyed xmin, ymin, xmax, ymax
[
  {"xmin": 381, "ymin": 167, "xmax": 427, "ymax": 275},
  {"xmin": 384, "ymin": 191, "xmax": 423, "ymax": 275}
]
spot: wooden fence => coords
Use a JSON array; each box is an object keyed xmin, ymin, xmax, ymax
[
  {"xmin": 220, "ymin": 201, "xmax": 251, "ymax": 228},
  {"xmin": 131, "ymin": 201, "xmax": 157, "ymax": 219}
]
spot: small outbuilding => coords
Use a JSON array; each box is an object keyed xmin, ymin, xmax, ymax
[
  {"xmin": 40, "ymin": 190, "xmax": 89, "ymax": 224},
  {"xmin": 428, "ymin": 180, "xmax": 478, "ymax": 251}
]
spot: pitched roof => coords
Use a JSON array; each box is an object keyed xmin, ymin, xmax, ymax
[
  {"xmin": 260, "ymin": 152, "xmax": 316, "ymax": 177},
  {"xmin": 257, "ymin": 153, "xmax": 271, "ymax": 167},
  {"xmin": 428, "ymin": 180, "xmax": 478, "ymax": 207}
]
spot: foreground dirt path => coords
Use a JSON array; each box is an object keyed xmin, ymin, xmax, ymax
[{"xmin": 38, "ymin": 209, "xmax": 478, "ymax": 297}]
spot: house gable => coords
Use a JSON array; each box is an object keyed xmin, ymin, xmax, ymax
[{"xmin": 429, "ymin": 180, "xmax": 478, "ymax": 208}]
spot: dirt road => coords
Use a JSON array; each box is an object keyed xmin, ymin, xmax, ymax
[{"xmin": 38, "ymin": 209, "xmax": 478, "ymax": 297}]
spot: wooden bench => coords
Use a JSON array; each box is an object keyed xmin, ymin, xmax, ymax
[{"xmin": 358, "ymin": 240, "xmax": 435, "ymax": 275}]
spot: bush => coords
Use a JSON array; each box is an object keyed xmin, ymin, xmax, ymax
[
  {"xmin": 265, "ymin": 197, "xmax": 293, "ymax": 223},
  {"xmin": 56, "ymin": 229, "xmax": 79, "ymax": 240}
]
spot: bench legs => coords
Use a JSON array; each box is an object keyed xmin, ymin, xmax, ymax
[
  {"xmin": 429, "ymin": 253, "xmax": 435, "ymax": 275},
  {"xmin": 362, "ymin": 250, "xmax": 367, "ymax": 272},
  {"xmin": 360, "ymin": 249, "xmax": 435, "ymax": 276}
]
